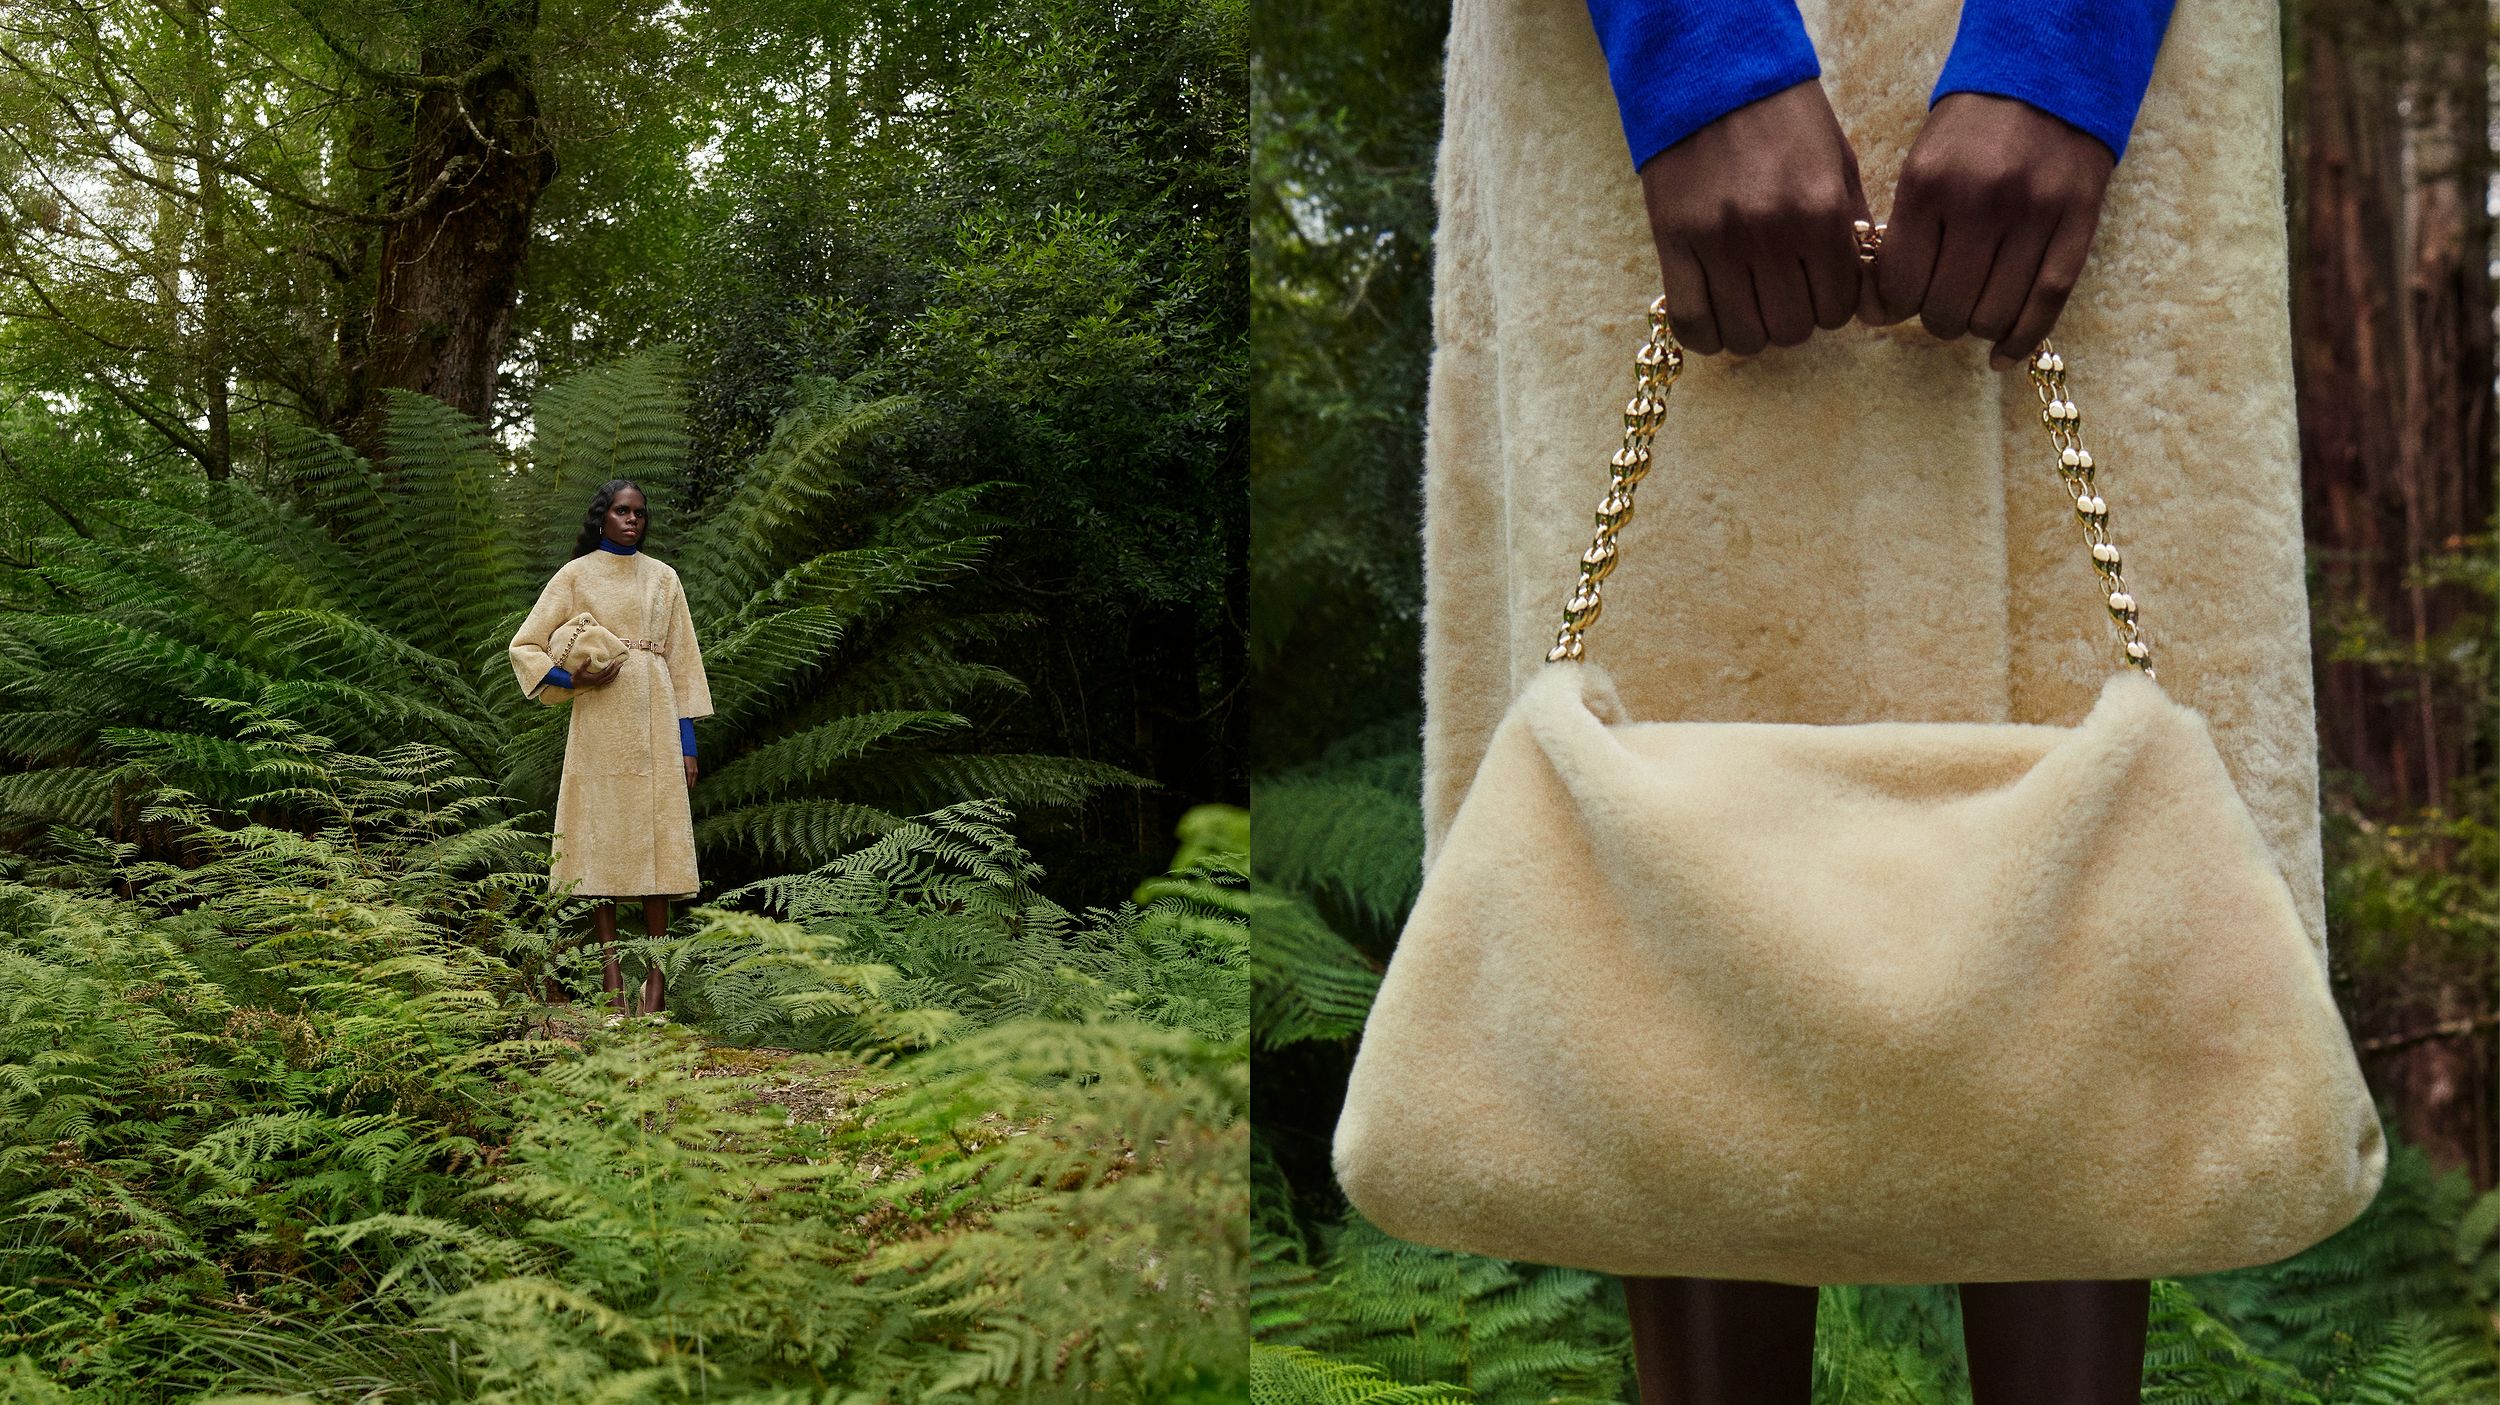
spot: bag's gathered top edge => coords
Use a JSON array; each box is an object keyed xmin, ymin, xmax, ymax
[{"xmin": 1545, "ymin": 220, "xmax": 2156, "ymax": 682}]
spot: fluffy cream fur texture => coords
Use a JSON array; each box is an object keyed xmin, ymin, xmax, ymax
[
  {"xmin": 1349, "ymin": 0, "xmax": 2383, "ymax": 1281},
  {"xmin": 1414, "ymin": 0, "xmax": 2328, "ymax": 960},
  {"xmin": 508, "ymin": 550, "xmax": 714, "ymax": 900},
  {"xmin": 1334, "ymin": 660, "xmax": 2384, "ymax": 1283}
]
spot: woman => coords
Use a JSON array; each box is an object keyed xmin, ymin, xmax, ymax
[
  {"xmin": 507, "ymin": 479, "xmax": 713, "ymax": 1016},
  {"xmin": 1412, "ymin": 0, "xmax": 2320, "ymax": 1399}
]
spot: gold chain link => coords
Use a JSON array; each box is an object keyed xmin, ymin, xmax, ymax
[{"xmin": 1547, "ymin": 219, "xmax": 2156, "ymax": 681}]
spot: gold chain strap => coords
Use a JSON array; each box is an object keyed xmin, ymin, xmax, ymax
[{"xmin": 1546, "ymin": 219, "xmax": 2156, "ymax": 681}]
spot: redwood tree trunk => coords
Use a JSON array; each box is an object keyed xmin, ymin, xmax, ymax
[{"xmin": 2288, "ymin": 0, "xmax": 2497, "ymax": 1184}]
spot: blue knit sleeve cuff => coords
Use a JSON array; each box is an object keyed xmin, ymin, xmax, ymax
[
  {"xmin": 543, "ymin": 665, "xmax": 573, "ymax": 691},
  {"xmin": 1929, "ymin": 0, "xmax": 2177, "ymax": 164},
  {"xmin": 1585, "ymin": 0, "xmax": 1822, "ymax": 170},
  {"xmin": 680, "ymin": 716, "xmax": 696, "ymax": 759}
]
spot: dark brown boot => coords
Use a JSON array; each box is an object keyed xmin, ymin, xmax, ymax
[
  {"xmin": 593, "ymin": 902, "xmax": 630, "ymax": 1017},
  {"xmin": 636, "ymin": 896, "xmax": 670, "ymax": 1015}
]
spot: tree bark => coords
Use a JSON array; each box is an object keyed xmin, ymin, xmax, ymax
[
  {"xmin": 2287, "ymin": 0, "xmax": 2497, "ymax": 1184},
  {"xmin": 347, "ymin": 0, "xmax": 555, "ymax": 447},
  {"xmin": 188, "ymin": 6, "xmax": 230, "ymax": 480}
]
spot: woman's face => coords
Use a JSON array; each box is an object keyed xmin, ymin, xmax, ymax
[{"xmin": 603, "ymin": 487, "xmax": 648, "ymax": 548}]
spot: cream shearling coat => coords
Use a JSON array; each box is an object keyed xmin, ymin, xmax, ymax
[
  {"xmin": 1418, "ymin": 0, "xmax": 2329, "ymax": 964},
  {"xmin": 508, "ymin": 550, "xmax": 714, "ymax": 898}
]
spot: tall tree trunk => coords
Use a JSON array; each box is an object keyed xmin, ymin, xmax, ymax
[
  {"xmin": 350, "ymin": 0, "xmax": 555, "ymax": 447},
  {"xmin": 188, "ymin": 3, "xmax": 230, "ymax": 480},
  {"xmin": 2287, "ymin": 0, "xmax": 2497, "ymax": 1184}
]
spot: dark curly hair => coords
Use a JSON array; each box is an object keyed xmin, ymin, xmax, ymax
[{"xmin": 572, "ymin": 478, "xmax": 646, "ymax": 559}]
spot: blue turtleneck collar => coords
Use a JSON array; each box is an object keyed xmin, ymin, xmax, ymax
[{"xmin": 597, "ymin": 538, "xmax": 640, "ymax": 555}]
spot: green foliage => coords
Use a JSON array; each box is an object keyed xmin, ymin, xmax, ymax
[
  {"xmin": 414, "ymin": 1014, "xmax": 1246, "ymax": 1402},
  {"xmin": 0, "ymin": 681, "xmax": 1245, "ymax": 1399},
  {"xmin": 0, "ymin": 745, "xmax": 536, "ymax": 1396},
  {"xmin": 1249, "ymin": 0, "xmax": 1445, "ymax": 759},
  {"xmin": 2178, "ymin": 1132, "xmax": 2500, "ymax": 1392},
  {"xmin": 1250, "ymin": 1208, "xmax": 1626, "ymax": 1405},
  {"xmin": 678, "ymin": 798, "xmax": 1247, "ymax": 1051},
  {"xmin": 2143, "ymin": 1279, "xmax": 2322, "ymax": 1405},
  {"xmin": 1248, "ymin": 736, "xmax": 1414, "ymax": 1052},
  {"xmin": 2322, "ymin": 791, "xmax": 2500, "ymax": 978},
  {"xmin": 1251, "ymin": 736, "xmax": 1423, "ymax": 942},
  {"xmin": 1810, "ymin": 1286, "xmax": 1966, "ymax": 1405},
  {"xmin": 1251, "ymin": 1344, "xmax": 1471, "ymax": 1404},
  {"xmin": 2333, "ymin": 1315, "xmax": 2498, "ymax": 1404},
  {"xmin": 839, "ymin": 1016, "xmax": 1249, "ymax": 1399},
  {"xmin": 658, "ymin": 0, "xmax": 1250, "ymax": 895},
  {"xmin": 0, "ymin": 350, "xmax": 1142, "ymax": 893}
]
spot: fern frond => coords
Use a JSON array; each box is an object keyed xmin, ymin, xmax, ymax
[
  {"xmin": 696, "ymin": 710, "xmax": 968, "ymax": 809},
  {"xmin": 677, "ymin": 389, "xmax": 915, "ymax": 614},
  {"xmin": 693, "ymin": 799, "xmax": 904, "ymax": 869},
  {"xmin": 836, "ymin": 752, "xmax": 1148, "ymax": 814},
  {"xmin": 1250, "ymin": 888, "xmax": 1378, "ymax": 1049},
  {"xmin": 525, "ymin": 345, "xmax": 692, "ymax": 575},
  {"xmin": 1250, "ymin": 1343, "xmax": 1474, "ymax": 1403}
]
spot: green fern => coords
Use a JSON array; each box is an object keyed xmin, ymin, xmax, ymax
[
  {"xmin": 2336, "ymin": 1314, "xmax": 2498, "ymax": 1404},
  {"xmin": 1810, "ymin": 1284, "xmax": 1966, "ymax": 1405},
  {"xmin": 2182, "ymin": 1129, "xmax": 2496, "ymax": 1382},
  {"xmin": 1251, "ymin": 1344, "xmax": 1473, "ymax": 1404},
  {"xmin": 1249, "ymin": 1211, "xmax": 1626, "ymax": 1405},
  {"xmin": 835, "ymin": 1015, "xmax": 1250, "ymax": 1402},
  {"xmin": 0, "ymin": 727, "xmax": 1244, "ymax": 1401},
  {"xmin": 1252, "ymin": 743, "xmax": 1424, "ymax": 943},
  {"xmin": 2142, "ymin": 1277, "xmax": 2321, "ymax": 1404},
  {"xmin": 0, "ymin": 351, "xmax": 1144, "ymax": 889},
  {"xmin": 684, "ymin": 798, "xmax": 1247, "ymax": 1049},
  {"xmin": 1250, "ymin": 885, "xmax": 1378, "ymax": 1049}
]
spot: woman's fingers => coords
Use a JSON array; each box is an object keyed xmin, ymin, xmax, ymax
[
  {"xmin": 1641, "ymin": 78, "xmax": 1868, "ymax": 360},
  {"xmin": 1916, "ymin": 219, "xmax": 2002, "ymax": 343},
  {"xmin": 1969, "ymin": 218, "xmax": 2052, "ymax": 353},
  {"xmin": 1811, "ymin": 145, "xmax": 1873, "ymax": 330},
  {"xmin": 1868, "ymin": 92, "xmax": 2114, "ymax": 363},
  {"xmin": 1869, "ymin": 183, "xmax": 1943, "ymax": 327},
  {"xmin": 1660, "ymin": 241, "xmax": 1719, "ymax": 354},
  {"xmin": 1752, "ymin": 243, "xmax": 1816, "ymax": 349},
  {"xmin": 1994, "ymin": 211, "xmax": 2095, "ymax": 370},
  {"xmin": 1707, "ymin": 248, "xmax": 1768, "ymax": 356}
]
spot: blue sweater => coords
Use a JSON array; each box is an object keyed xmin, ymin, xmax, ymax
[
  {"xmin": 541, "ymin": 537, "xmax": 698, "ymax": 759},
  {"xmin": 1587, "ymin": 0, "xmax": 2177, "ymax": 170}
]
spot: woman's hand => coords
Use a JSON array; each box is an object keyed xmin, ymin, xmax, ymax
[
  {"xmin": 683, "ymin": 757, "xmax": 698, "ymax": 790},
  {"xmin": 1637, "ymin": 77, "xmax": 1873, "ymax": 357},
  {"xmin": 575, "ymin": 657, "xmax": 625, "ymax": 687},
  {"xmin": 1858, "ymin": 92, "xmax": 2114, "ymax": 370}
]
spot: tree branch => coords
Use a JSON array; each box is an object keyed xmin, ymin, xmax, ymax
[
  {"xmin": 276, "ymin": 0, "xmax": 511, "ymax": 93},
  {"xmin": 2356, "ymin": 1008, "xmax": 2500, "ymax": 1054}
]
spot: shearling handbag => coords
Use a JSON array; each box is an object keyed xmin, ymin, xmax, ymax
[
  {"xmin": 1331, "ymin": 244, "xmax": 2388, "ymax": 1286},
  {"xmin": 528, "ymin": 611, "xmax": 628, "ymax": 702}
]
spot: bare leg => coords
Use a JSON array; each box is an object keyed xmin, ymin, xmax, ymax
[
  {"xmin": 1622, "ymin": 1276, "xmax": 1817, "ymax": 1405},
  {"xmin": 593, "ymin": 901, "xmax": 629, "ymax": 1016},
  {"xmin": 637, "ymin": 896, "xmax": 668, "ymax": 1015},
  {"xmin": 1959, "ymin": 1279, "xmax": 2148, "ymax": 1405}
]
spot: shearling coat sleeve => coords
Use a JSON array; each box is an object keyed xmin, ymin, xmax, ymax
[
  {"xmin": 665, "ymin": 575, "xmax": 713, "ymax": 719},
  {"xmin": 509, "ymin": 566, "xmax": 577, "ymax": 705}
]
